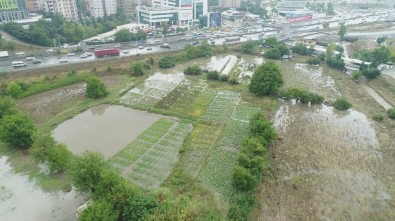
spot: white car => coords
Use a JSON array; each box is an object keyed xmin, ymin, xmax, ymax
[
  {"xmin": 68, "ymin": 53, "xmax": 76, "ymax": 56},
  {"xmin": 146, "ymin": 47, "xmax": 152, "ymax": 51},
  {"xmin": 59, "ymin": 58, "xmax": 68, "ymax": 63},
  {"xmin": 26, "ymin": 57, "xmax": 35, "ymax": 61},
  {"xmin": 138, "ymin": 45, "xmax": 144, "ymax": 49}
]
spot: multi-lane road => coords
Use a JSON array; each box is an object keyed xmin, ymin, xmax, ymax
[{"xmin": 1, "ymin": 8, "xmax": 395, "ymax": 72}]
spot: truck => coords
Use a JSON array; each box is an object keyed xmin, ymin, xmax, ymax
[{"xmin": 94, "ymin": 48, "xmax": 120, "ymax": 58}]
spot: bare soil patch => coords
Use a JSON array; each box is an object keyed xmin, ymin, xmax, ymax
[{"xmin": 16, "ymin": 75, "xmax": 124, "ymax": 124}]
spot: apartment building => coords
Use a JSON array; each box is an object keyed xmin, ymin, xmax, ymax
[
  {"xmin": 86, "ymin": 0, "xmax": 117, "ymax": 18},
  {"xmin": 0, "ymin": 0, "xmax": 29, "ymax": 22},
  {"xmin": 43, "ymin": 0, "xmax": 79, "ymax": 21},
  {"xmin": 25, "ymin": 0, "xmax": 44, "ymax": 12},
  {"xmin": 137, "ymin": 0, "xmax": 207, "ymax": 27}
]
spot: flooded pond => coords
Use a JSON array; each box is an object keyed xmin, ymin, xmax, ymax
[
  {"xmin": 53, "ymin": 105, "xmax": 162, "ymax": 158},
  {"xmin": 0, "ymin": 157, "xmax": 85, "ymax": 221}
]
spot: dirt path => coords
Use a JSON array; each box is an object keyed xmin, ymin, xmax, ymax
[{"xmin": 361, "ymin": 82, "xmax": 393, "ymax": 110}]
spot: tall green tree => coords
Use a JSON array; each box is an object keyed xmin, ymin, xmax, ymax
[
  {"xmin": 370, "ymin": 46, "xmax": 390, "ymax": 68},
  {"xmin": 85, "ymin": 76, "xmax": 109, "ymax": 99},
  {"xmin": 115, "ymin": 29, "xmax": 131, "ymax": 42},
  {"xmin": 241, "ymin": 40, "xmax": 259, "ymax": 54},
  {"xmin": 249, "ymin": 62, "xmax": 284, "ymax": 96},
  {"xmin": 338, "ymin": 24, "xmax": 347, "ymax": 41},
  {"xmin": 30, "ymin": 130, "xmax": 57, "ymax": 163},
  {"xmin": 46, "ymin": 143, "xmax": 72, "ymax": 173},
  {"xmin": 131, "ymin": 62, "xmax": 145, "ymax": 76},
  {"xmin": 0, "ymin": 113, "xmax": 36, "ymax": 148},
  {"xmin": 68, "ymin": 151, "xmax": 110, "ymax": 193}
]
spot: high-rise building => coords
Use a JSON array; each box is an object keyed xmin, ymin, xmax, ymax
[
  {"xmin": 43, "ymin": 0, "xmax": 79, "ymax": 21},
  {"xmin": 86, "ymin": 0, "xmax": 117, "ymax": 18},
  {"xmin": 117, "ymin": 0, "xmax": 133, "ymax": 18},
  {"xmin": 0, "ymin": 0, "xmax": 29, "ymax": 22},
  {"xmin": 218, "ymin": 0, "xmax": 241, "ymax": 8}
]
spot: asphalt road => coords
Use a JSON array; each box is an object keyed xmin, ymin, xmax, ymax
[{"xmin": 1, "ymin": 9, "xmax": 394, "ymax": 72}]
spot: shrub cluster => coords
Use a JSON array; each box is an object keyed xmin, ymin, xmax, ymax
[
  {"xmin": 306, "ymin": 57, "xmax": 321, "ymax": 65},
  {"xmin": 229, "ymin": 113, "xmax": 276, "ymax": 220},
  {"xmin": 281, "ymin": 88, "xmax": 324, "ymax": 104},
  {"xmin": 333, "ymin": 97, "xmax": 352, "ymax": 110},
  {"xmin": 183, "ymin": 65, "xmax": 202, "ymax": 75}
]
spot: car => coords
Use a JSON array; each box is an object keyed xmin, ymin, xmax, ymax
[
  {"xmin": 26, "ymin": 57, "xmax": 35, "ymax": 61},
  {"xmin": 59, "ymin": 58, "xmax": 68, "ymax": 63},
  {"xmin": 32, "ymin": 59, "xmax": 42, "ymax": 64},
  {"xmin": 67, "ymin": 53, "xmax": 76, "ymax": 56},
  {"xmin": 146, "ymin": 47, "xmax": 152, "ymax": 51},
  {"xmin": 46, "ymin": 48, "xmax": 54, "ymax": 53},
  {"xmin": 138, "ymin": 45, "xmax": 144, "ymax": 49},
  {"xmin": 123, "ymin": 51, "xmax": 130, "ymax": 54},
  {"xmin": 154, "ymin": 39, "xmax": 161, "ymax": 43},
  {"xmin": 192, "ymin": 41, "xmax": 199, "ymax": 46},
  {"xmin": 160, "ymin": 43, "xmax": 171, "ymax": 49}
]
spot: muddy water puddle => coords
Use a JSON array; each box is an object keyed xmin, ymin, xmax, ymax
[
  {"xmin": 0, "ymin": 157, "xmax": 85, "ymax": 221},
  {"xmin": 53, "ymin": 105, "xmax": 162, "ymax": 158},
  {"xmin": 259, "ymin": 102, "xmax": 393, "ymax": 220}
]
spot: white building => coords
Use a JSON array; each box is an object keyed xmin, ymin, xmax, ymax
[
  {"xmin": 43, "ymin": 0, "xmax": 79, "ymax": 21},
  {"xmin": 86, "ymin": 0, "xmax": 117, "ymax": 18},
  {"xmin": 137, "ymin": 0, "xmax": 207, "ymax": 27}
]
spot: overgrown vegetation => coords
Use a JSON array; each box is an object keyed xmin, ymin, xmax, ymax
[
  {"xmin": 306, "ymin": 57, "xmax": 321, "ymax": 65},
  {"xmin": 241, "ymin": 40, "xmax": 260, "ymax": 54},
  {"xmin": 85, "ymin": 76, "xmax": 109, "ymax": 99},
  {"xmin": 280, "ymin": 88, "xmax": 324, "ymax": 104},
  {"xmin": 184, "ymin": 65, "xmax": 202, "ymax": 75}
]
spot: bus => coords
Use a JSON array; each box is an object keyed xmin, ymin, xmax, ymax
[{"xmin": 12, "ymin": 61, "xmax": 27, "ymax": 68}]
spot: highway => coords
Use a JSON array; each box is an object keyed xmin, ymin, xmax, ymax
[{"xmin": 1, "ymin": 8, "xmax": 394, "ymax": 72}]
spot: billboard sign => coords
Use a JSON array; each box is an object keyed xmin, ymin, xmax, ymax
[
  {"xmin": 288, "ymin": 15, "xmax": 312, "ymax": 23},
  {"xmin": 179, "ymin": 10, "xmax": 193, "ymax": 20},
  {"xmin": 210, "ymin": 12, "xmax": 221, "ymax": 27},
  {"xmin": 181, "ymin": 0, "xmax": 192, "ymax": 7}
]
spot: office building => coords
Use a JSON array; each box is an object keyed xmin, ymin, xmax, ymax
[
  {"xmin": 25, "ymin": 0, "xmax": 43, "ymax": 12},
  {"xmin": 218, "ymin": 0, "xmax": 241, "ymax": 8},
  {"xmin": 137, "ymin": 0, "xmax": 207, "ymax": 27}
]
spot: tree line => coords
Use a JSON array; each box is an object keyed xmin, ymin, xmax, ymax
[{"xmin": 0, "ymin": 12, "xmax": 128, "ymax": 46}]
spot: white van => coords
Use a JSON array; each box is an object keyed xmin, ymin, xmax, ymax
[{"xmin": 12, "ymin": 61, "xmax": 27, "ymax": 68}]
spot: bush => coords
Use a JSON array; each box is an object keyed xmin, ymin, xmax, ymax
[
  {"xmin": 232, "ymin": 166, "xmax": 258, "ymax": 192},
  {"xmin": 68, "ymin": 69, "xmax": 77, "ymax": 77},
  {"xmin": 0, "ymin": 96, "xmax": 17, "ymax": 119},
  {"xmin": 281, "ymin": 88, "xmax": 324, "ymax": 104},
  {"xmin": 131, "ymin": 62, "xmax": 145, "ymax": 76},
  {"xmin": 333, "ymin": 97, "xmax": 352, "ymax": 110},
  {"xmin": 219, "ymin": 75, "xmax": 229, "ymax": 82},
  {"xmin": 0, "ymin": 112, "xmax": 36, "ymax": 148},
  {"xmin": 327, "ymin": 57, "xmax": 345, "ymax": 70},
  {"xmin": 206, "ymin": 71, "xmax": 219, "ymax": 80},
  {"xmin": 352, "ymin": 70, "xmax": 363, "ymax": 82},
  {"xmin": 372, "ymin": 113, "xmax": 384, "ymax": 122},
  {"xmin": 86, "ymin": 76, "xmax": 108, "ymax": 99},
  {"xmin": 249, "ymin": 113, "xmax": 277, "ymax": 146},
  {"xmin": 306, "ymin": 57, "xmax": 321, "ymax": 65},
  {"xmin": 241, "ymin": 40, "xmax": 259, "ymax": 54},
  {"xmin": 228, "ymin": 76, "xmax": 239, "ymax": 85},
  {"xmin": 388, "ymin": 108, "xmax": 395, "ymax": 119},
  {"xmin": 159, "ymin": 56, "xmax": 176, "ymax": 68},
  {"xmin": 291, "ymin": 44, "xmax": 309, "ymax": 55},
  {"xmin": 6, "ymin": 82, "xmax": 23, "ymax": 98},
  {"xmin": 263, "ymin": 48, "xmax": 281, "ymax": 59},
  {"xmin": 183, "ymin": 65, "xmax": 202, "ymax": 75},
  {"xmin": 318, "ymin": 53, "xmax": 326, "ymax": 61}
]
